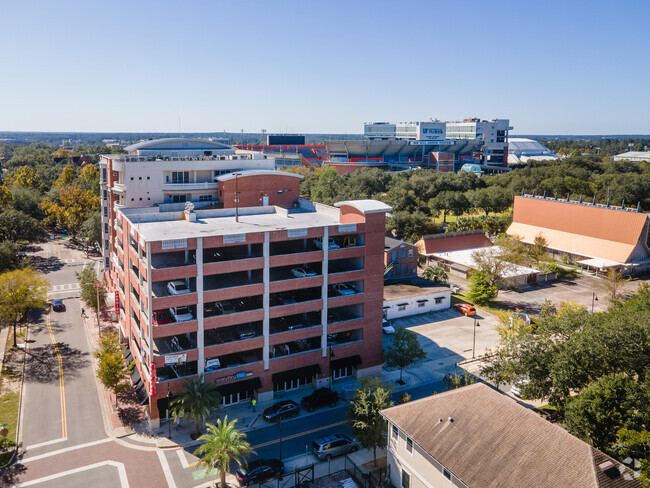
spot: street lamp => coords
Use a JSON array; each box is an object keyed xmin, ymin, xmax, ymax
[
  {"xmin": 329, "ymin": 346, "xmax": 335, "ymax": 389},
  {"xmin": 233, "ymin": 172, "xmax": 242, "ymax": 222},
  {"xmin": 472, "ymin": 316, "xmax": 477, "ymax": 359},
  {"xmin": 591, "ymin": 293, "xmax": 598, "ymax": 314},
  {"xmin": 167, "ymin": 384, "xmax": 173, "ymax": 439}
]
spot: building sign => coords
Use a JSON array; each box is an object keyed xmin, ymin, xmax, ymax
[
  {"xmin": 338, "ymin": 224, "xmax": 357, "ymax": 233},
  {"xmin": 215, "ymin": 371, "xmax": 252, "ymax": 383},
  {"xmin": 114, "ymin": 291, "xmax": 120, "ymax": 314},
  {"xmin": 223, "ymin": 234, "xmax": 246, "ymax": 244},
  {"xmin": 165, "ymin": 353, "xmax": 187, "ymax": 365},
  {"xmin": 150, "ymin": 362, "xmax": 156, "ymax": 397},
  {"xmin": 287, "ymin": 228, "xmax": 308, "ymax": 238},
  {"xmin": 408, "ymin": 140, "xmax": 455, "ymax": 146}
]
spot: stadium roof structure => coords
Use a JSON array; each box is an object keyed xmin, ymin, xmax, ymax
[
  {"xmin": 507, "ymin": 195, "xmax": 650, "ymax": 265},
  {"xmin": 612, "ymin": 151, "xmax": 650, "ymax": 162},
  {"xmin": 325, "ymin": 139, "xmax": 481, "ymax": 159},
  {"xmin": 124, "ymin": 138, "xmax": 232, "ymax": 153},
  {"xmin": 507, "ymin": 138, "xmax": 558, "ymax": 164}
]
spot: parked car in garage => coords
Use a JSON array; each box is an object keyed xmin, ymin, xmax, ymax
[
  {"xmin": 314, "ymin": 237, "xmax": 339, "ymax": 250},
  {"xmin": 291, "ymin": 266, "xmax": 317, "ymax": 278},
  {"xmin": 152, "ymin": 310, "xmax": 174, "ymax": 325},
  {"xmin": 169, "ymin": 306, "xmax": 193, "ymax": 322},
  {"xmin": 167, "ymin": 280, "xmax": 190, "ymax": 295},
  {"xmin": 329, "ymin": 283, "xmax": 356, "ymax": 296}
]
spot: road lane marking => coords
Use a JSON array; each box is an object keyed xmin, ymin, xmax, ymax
[
  {"xmin": 46, "ymin": 311, "xmax": 67, "ymax": 438},
  {"xmin": 250, "ymin": 420, "xmax": 347, "ymax": 450},
  {"xmin": 25, "ymin": 437, "xmax": 68, "ymax": 450},
  {"xmin": 17, "ymin": 460, "xmax": 129, "ymax": 487},
  {"xmin": 22, "ymin": 437, "xmax": 112, "ymax": 463},
  {"xmin": 177, "ymin": 449, "xmax": 190, "ymax": 468},
  {"xmin": 158, "ymin": 450, "xmax": 178, "ymax": 488}
]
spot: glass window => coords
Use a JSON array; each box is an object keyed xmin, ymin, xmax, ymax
[
  {"xmin": 392, "ymin": 424, "xmax": 399, "ymax": 439},
  {"xmin": 408, "ymin": 249, "xmax": 413, "ymax": 257},
  {"xmin": 406, "ymin": 436, "xmax": 413, "ymax": 453},
  {"xmin": 401, "ymin": 470, "xmax": 410, "ymax": 488},
  {"xmin": 443, "ymin": 468, "xmax": 452, "ymax": 480}
]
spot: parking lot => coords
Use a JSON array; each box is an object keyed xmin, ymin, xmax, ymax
[{"xmin": 383, "ymin": 307, "xmax": 501, "ymax": 365}]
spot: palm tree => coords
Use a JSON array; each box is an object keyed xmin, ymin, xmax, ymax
[
  {"xmin": 194, "ymin": 416, "xmax": 253, "ymax": 488},
  {"xmin": 170, "ymin": 375, "xmax": 221, "ymax": 438},
  {"xmin": 422, "ymin": 264, "xmax": 448, "ymax": 284}
]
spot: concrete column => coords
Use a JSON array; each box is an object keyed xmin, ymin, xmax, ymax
[
  {"xmin": 146, "ymin": 241, "xmax": 153, "ymax": 371},
  {"xmin": 196, "ymin": 238, "xmax": 204, "ymax": 375},
  {"xmin": 321, "ymin": 227, "xmax": 329, "ymax": 357},
  {"xmin": 263, "ymin": 232, "xmax": 270, "ymax": 370}
]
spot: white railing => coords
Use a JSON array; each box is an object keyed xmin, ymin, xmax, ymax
[{"xmin": 162, "ymin": 182, "xmax": 219, "ymax": 191}]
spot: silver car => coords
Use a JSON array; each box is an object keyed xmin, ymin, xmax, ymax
[{"xmin": 312, "ymin": 433, "xmax": 360, "ymax": 461}]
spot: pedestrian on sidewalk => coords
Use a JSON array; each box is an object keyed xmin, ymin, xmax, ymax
[
  {"xmin": 175, "ymin": 416, "xmax": 181, "ymax": 431},
  {"xmin": 81, "ymin": 308, "xmax": 85, "ymax": 317},
  {"xmin": 250, "ymin": 396, "xmax": 257, "ymax": 412},
  {"xmin": 476, "ymin": 321, "xmax": 480, "ymax": 327}
]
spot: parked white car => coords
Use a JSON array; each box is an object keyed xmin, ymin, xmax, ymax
[
  {"xmin": 167, "ymin": 280, "xmax": 190, "ymax": 295},
  {"xmin": 291, "ymin": 267, "xmax": 317, "ymax": 278},
  {"xmin": 314, "ymin": 237, "xmax": 340, "ymax": 250},
  {"xmin": 169, "ymin": 306, "xmax": 193, "ymax": 322},
  {"xmin": 330, "ymin": 283, "xmax": 356, "ymax": 296},
  {"xmin": 382, "ymin": 319, "xmax": 395, "ymax": 335}
]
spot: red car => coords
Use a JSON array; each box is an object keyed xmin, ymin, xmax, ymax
[
  {"xmin": 152, "ymin": 310, "xmax": 174, "ymax": 325},
  {"xmin": 454, "ymin": 303, "xmax": 477, "ymax": 316}
]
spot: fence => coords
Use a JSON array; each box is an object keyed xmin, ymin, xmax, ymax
[{"xmin": 250, "ymin": 455, "xmax": 390, "ymax": 488}]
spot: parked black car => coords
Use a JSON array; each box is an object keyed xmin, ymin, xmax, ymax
[
  {"xmin": 262, "ymin": 400, "xmax": 299, "ymax": 422},
  {"xmin": 301, "ymin": 388, "xmax": 338, "ymax": 412},
  {"xmin": 236, "ymin": 459, "xmax": 284, "ymax": 486}
]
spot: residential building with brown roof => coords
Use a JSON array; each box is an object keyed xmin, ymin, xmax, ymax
[
  {"xmin": 381, "ymin": 383, "xmax": 641, "ymax": 488},
  {"xmin": 416, "ymin": 230, "xmax": 493, "ymax": 263},
  {"xmin": 507, "ymin": 195, "xmax": 650, "ymax": 272},
  {"xmin": 385, "ymin": 237, "xmax": 419, "ymax": 280}
]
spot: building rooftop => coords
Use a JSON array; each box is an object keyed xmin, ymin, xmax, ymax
[
  {"xmin": 216, "ymin": 170, "xmax": 303, "ymax": 182},
  {"xmin": 384, "ymin": 281, "xmax": 449, "ymax": 301},
  {"xmin": 433, "ymin": 246, "xmax": 538, "ymax": 278},
  {"xmin": 384, "ymin": 236, "xmax": 415, "ymax": 251},
  {"xmin": 124, "ymin": 137, "xmax": 232, "ymax": 152},
  {"xmin": 382, "ymin": 383, "xmax": 641, "ymax": 488},
  {"xmin": 334, "ymin": 199, "xmax": 392, "ymax": 215},
  {"xmin": 416, "ymin": 230, "xmax": 493, "ymax": 256}
]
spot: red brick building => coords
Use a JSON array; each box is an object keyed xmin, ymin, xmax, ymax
[
  {"xmin": 105, "ymin": 169, "xmax": 391, "ymax": 426},
  {"xmin": 384, "ymin": 237, "xmax": 418, "ymax": 279}
]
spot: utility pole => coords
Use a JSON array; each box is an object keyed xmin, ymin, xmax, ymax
[{"xmin": 472, "ymin": 316, "xmax": 477, "ymax": 359}]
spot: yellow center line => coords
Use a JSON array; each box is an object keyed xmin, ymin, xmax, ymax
[
  {"xmin": 188, "ymin": 419, "xmax": 347, "ymax": 467},
  {"xmin": 46, "ymin": 310, "xmax": 67, "ymax": 438}
]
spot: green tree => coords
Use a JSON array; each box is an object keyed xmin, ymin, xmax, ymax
[
  {"xmin": 4, "ymin": 166, "xmax": 43, "ymax": 191},
  {"xmin": 0, "ymin": 241, "xmax": 19, "ymax": 273},
  {"xmin": 600, "ymin": 268, "xmax": 630, "ymax": 302},
  {"xmin": 0, "ymin": 209, "xmax": 43, "ymax": 242},
  {"xmin": 171, "ymin": 375, "xmax": 221, "ymax": 438},
  {"xmin": 77, "ymin": 164, "xmax": 100, "ymax": 194},
  {"xmin": 77, "ymin": 263, "xmax": 106, "ymax": 314},
  {"xmin": 54, "ymin": 166, "xmax": 75, "ymax": 187},
  {"xmin": 41, "ymin": 184, "xmax": 100, "ymax": 236},
  {"xmin": 94, "ymin": 330, "xmax": 128, "ymax": 407},
  {"xmin": 384, "ymin": 327, "xmax": 427, "ymax": 383},
  {"xmin": 193, "ymin": 416, "xmax": 253, "ymax": 488},
  {"xmin": 429, "ymin": 191, "xmax": 470, "ymax": 223},
  {"xmin": 0, "ymin": 268, "xmax": 49, "ymax": 346},
  {"xmin": 348, "ymin": 377, "xmax": 394, "ymax": 466},
  {"xmin": 564, "ymin": 374, "xmax": 648, "ymax": 451},
  {"xmin": 466, "ymin": 271, "xmax": 498, "ymax": 305},
  {"xmin": 465, "ymin": 186, "xmax": 512, "ymax": 215},
  {"xmin": 528, "ymin": 234, "xmax": 550, "ymax": 263},
  {"xmin": 310, "ymin": 168, "xmax": 346, "ymax": 205},
  {"xmin": 0, "ymin": 186, "xmax": 13, "ymax": 210},
  {"xmin": 617, "ymin": 428, "xmax": 650, "ymax": 486},
  {"xmin": 385, "ymin": 210, "xmax": 437, "ymax": 243},
  {"xmin": 80, "ymin": 212, "xmax": 102, "ymax": 246},
  {"xmin": 422, "ymin": 265, "xmax": 448, "ymax": 283},
  {"xmin": 471, "ymin": 247, "xmax": 516, "ymax": 290}
]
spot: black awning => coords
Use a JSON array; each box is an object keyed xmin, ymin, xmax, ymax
[
  {"xmin": 416, "ymin": 299, "xmax": 428, "ymax": 303},
  {"xmin": 130, "ymin": 365, "xmax": 142, "ymax": 386},
  {"xmin": 217, "ymin": 377, "xmax": 262, "ymax": 397},
  {"xmin": 123, "ymin": 346, "xmax": 133, "ymax": 364},
  {"xmin": 397, "ymin": 302, "xmax": 409, "ymax": 307},
  {"xmin": 331, "ymin": 355, "xmax": 362, "ymax": 370},
  {"xmin": 272, "ymin": 364, "xmax": 321, "ymax": 385}
]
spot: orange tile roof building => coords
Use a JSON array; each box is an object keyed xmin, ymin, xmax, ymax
[{"xmin": 507, "ymin": 195, "xmax": 650, "ymax": 271}]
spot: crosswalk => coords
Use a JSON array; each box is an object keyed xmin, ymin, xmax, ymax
[{"xmin": 49, "ymin": 283, "xmax": 81, "ymax": 295}]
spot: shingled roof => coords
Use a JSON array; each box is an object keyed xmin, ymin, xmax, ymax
[{"xmin": 381, "ymin": 383, "xmax": 641, "ymax": 488}]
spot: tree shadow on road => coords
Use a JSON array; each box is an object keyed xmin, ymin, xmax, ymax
[
  {"xmin": 0, "ymin": 462, "xmax": 27, "ymax": 486},
  {"xmin": 23, "ymin": 343, "xmax": 89, "ymax": 383},
  {"xmin": 494, "ymin": 299, "xmax": 541, "ymax": 316},
  {"xmin": 25, "ymin": 256, "xmax": 64, "ymax": 274}
]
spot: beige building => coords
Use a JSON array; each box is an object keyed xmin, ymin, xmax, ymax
[{"xmin": 381, "ymin": 383, "xmax": 641, "ymax": 488}]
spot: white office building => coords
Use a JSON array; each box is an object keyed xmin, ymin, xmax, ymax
[
  {"xmin": 364, "ymin": 121, "xmax": 446, "ymax": 141},
  {"xmin": 446, "ymin": 118, "xmax": 512, "ymax": 166}
]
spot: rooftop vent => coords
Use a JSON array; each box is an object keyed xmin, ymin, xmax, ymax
[
  {"xmin": 598, "ymin": 461, "xmax": 620, "ymax": 479},
  {"xmin": 448, "ymin": 417, "xmax": 454, "ymax": 423}
]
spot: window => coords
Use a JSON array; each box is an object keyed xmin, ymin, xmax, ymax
[
  {"xmin": 398, "ymin": 250, "xmax": 406, "ymax": 259},
  {"xmin": 401, "ymin": 470, "xmax": 410, "ymax": 488},
  {"xmin": 198, "ymin": 195, "xmax": 212, "ymax": 202},
  {"xmin": 172, "ymin": 195, "xmax": 187, "ymax": 203},
  {"xmin": 443, "ymin": 468, "xmax": 452, "ymax": 480},
  {"xmin": 402, "ymin": 263, "xmax": 408, "ymax": 273},
  {"xmin": 406, "ymin": 436, "xmax": 413, "ymax": 453},
  {"xmin": 147, "ymin": 176, "xmax": 150, "ymax": 180},
  {"xmin": 408, "ymin": 249, "xmax": 414, "ymax": 257},
  {"xmin": 171, "ymin": 171, "xmax": 189, "ymax": 184},
  {"xmin": 418, "ymin": 301, "xmax": 425, "ymax": 308},
  {"xmin": 398, "ymin": 304, "xmax": 407, "ymax": 312},
  {"xmin": 392, "ymin": 424, "xmax": 399, "ymax": 439},
  {"xmin": 435, "ymin": 297, "xmax": 444, "ymax": 304}
]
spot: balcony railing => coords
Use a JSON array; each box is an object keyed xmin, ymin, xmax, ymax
[
  {"xmin": 113, "ymin": 183, "xmax": 126, "ymax": 193},
  {"xmin": 162, "ymin": 182, "xmax": 219, "ymax": 191}
]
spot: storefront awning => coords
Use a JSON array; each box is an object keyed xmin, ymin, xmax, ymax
[
  {"xmin": 331, "ymin": 355, "xmax": 362, "ymax": 370},
  {"xmin": 129, "ymin": 365, "xmax": 149, "ymax": 405},
  {"xmin": 217, "ymin": 377, "xmax": 262, "ymax": 397},
  {"xmin": 272, "ymin": 364, "xmax": 321, "ymax": 385}
]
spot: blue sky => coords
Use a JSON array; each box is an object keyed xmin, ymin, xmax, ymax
[{"xmin": 1, "ymin": 0, "xmax": 649, "ymax": 135}]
